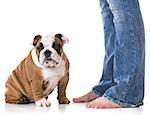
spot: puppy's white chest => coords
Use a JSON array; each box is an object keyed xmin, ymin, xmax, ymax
[{"xmin": 42, "ymin": 60, "xmax": 65, "ymax": 95}]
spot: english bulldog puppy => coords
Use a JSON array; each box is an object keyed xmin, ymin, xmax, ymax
[{"xmin": 5, "ymin": 33, "xmax": 70, "ymax": 107}]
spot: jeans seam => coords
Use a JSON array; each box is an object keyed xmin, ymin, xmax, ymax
[{"xmin": 125, "ymin": 9, "xmax": 138, "ymax": 100}]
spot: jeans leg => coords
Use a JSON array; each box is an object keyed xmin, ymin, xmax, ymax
[
  {"xmin": 92, "ymin": 0, "xmax": 116, "ymax": 96},
  {"xmin": 103, "ymin": 0, "xmax": 145, "ymax": 107}
]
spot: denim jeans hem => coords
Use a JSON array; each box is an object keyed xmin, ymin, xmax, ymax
[
  {"xmin": 103, "ymin": 94, "xmax": 143, "ymax": 108},
  {"xmin": 92, "ymin": 89, "xmax": 104, "ymax": 97}
]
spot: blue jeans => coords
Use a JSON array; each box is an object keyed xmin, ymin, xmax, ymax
[{"xmin": 92, "ymin": 0, "xmax": 145, "ymax": 107}]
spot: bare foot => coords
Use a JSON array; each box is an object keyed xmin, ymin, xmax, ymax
[
  {"xmin": 73, "ymin": 91, "xmax": 99, "ymax": 103},
  {"xmin": 86, "ymin": 97, "xmax": 122, "ymax": 109}
]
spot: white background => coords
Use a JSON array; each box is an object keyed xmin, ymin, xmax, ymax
[{"xmin": 0, "ymin": 0, "xmax": 150, "ymax": 115}]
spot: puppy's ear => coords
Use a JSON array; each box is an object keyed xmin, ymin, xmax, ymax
[
  {"xmin": 55, "ymin": 33, "xmax": 69, "ymax": 45},
  {"xmin": 33, "ymin": 35, "xmax": 41, "ymax": 46}
]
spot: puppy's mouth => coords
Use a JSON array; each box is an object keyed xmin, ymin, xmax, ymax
[
  {"xmin": 44, "ymin": 58, "xmax": 59, "ymax": 68},
  {"xmin": 46, "ymin": 59, "xmax": 59, "ymax": 64}
]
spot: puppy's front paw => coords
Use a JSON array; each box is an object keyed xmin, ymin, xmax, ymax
[
  {"xmin": 58, "ymin": 97, "xmax": 70, "ymax": 104},
  {"xmin": 35, "ymin": 98, "xmax": 51, "ymax": 107}
]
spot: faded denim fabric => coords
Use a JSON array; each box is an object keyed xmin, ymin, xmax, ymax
[{"xmin": 92, "ymin": 0, "xmax": 145, "ymax": 107}]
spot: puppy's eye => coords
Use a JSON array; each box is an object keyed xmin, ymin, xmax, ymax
[
  {"xmin": 52, "ymin": 43, "xmax": 61, "ymax": 55},
  {"xmin": 37, "ymin": 43, "xmax": 44, "ymax": 52}
]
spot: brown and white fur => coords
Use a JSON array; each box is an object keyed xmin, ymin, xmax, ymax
[{"xmin": 5, "ymin": 33, "xmax": 70, "ymax": 107}]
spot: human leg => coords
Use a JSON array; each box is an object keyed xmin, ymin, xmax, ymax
[
  {"xmin": 86, "ymin": 0, "xmax": 145, "ymax": 109},
  {"xmin": 92, "ymin": 0, "xmax": 116, "ymax": 96},
  {"xmin": 73, "ymin": 0, "xmax": 116, "ymax": 103},
  {"xmin": 100, "ymin": 0, "xmax": 145, "ymax": 107}
]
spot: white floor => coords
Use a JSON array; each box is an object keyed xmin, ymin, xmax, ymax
[{"xmin": 1, "ymin": 101, "xmax": 150, "ymax": 115}]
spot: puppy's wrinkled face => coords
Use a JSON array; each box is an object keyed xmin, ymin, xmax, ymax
[{"xmin": 33, "ymin": 34, "xmax": 68, "ymax": 68}]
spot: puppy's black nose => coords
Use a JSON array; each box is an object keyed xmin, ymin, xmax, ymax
[{"xmin": 44, "ymin": 50, "xmax": 51, "ymax": 58}]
